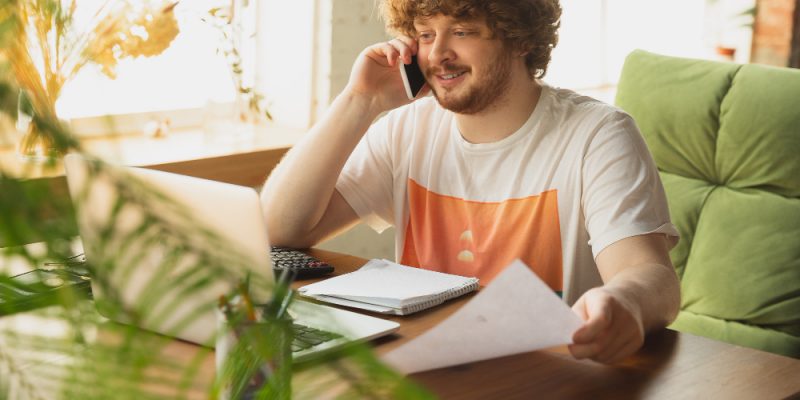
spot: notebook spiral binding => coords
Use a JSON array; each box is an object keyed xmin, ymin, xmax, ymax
[{"xmin": 397, "ymin": 280, "xmax": 480, "ymax": 315}]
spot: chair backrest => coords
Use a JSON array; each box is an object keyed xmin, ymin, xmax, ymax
[{"xmin": 615, "ymin": 50, "xmax": 800, "ymax": 357}]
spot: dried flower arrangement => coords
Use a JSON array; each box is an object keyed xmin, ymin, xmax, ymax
[{"xmin": 1, "ymin": 0, "xmax": 180, "ymax": 160}]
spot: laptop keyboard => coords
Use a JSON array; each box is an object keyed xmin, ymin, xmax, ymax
[{"xmin": 291, "ymin": 323, "xmax": 342, "ymax": 353}]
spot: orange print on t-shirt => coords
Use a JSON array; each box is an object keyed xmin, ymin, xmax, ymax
[{"xmin": 401, "ymin": 179, "xmax": 563, "ymax": 291}]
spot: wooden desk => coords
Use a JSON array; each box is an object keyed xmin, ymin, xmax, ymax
[
  {"xmin": 2, "ymin": 249, "xmax": 799, "ymax": 399},
  {"xmin": 306, "ymin": 251, "xmax": 800, "ymax": 399}
]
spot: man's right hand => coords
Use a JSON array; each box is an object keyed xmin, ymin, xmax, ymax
[
  {"xmin": 345, "ymin": 37, "xmax": 429, "ymax": 115},
  {"xmin": 262, "ymin": 38, "xmax": 430, "ymax": 248},
  {"xmin": 263, "ymin": 39, "xmax": 422, "ymax": 248}
]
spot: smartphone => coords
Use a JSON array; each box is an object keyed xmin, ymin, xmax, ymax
[{"xmin": 400, "ymin": 55, "xmax": 426, "ymax": 100}]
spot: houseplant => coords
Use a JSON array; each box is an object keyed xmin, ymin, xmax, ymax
[
  {"xmin": 204, "ymin": 0, "xmax": 272, "ymax": 126},
  {"xmin": 0, "ymin": 1, "xmax": 430, "ymax": 398},
  {"xmin": 1, "ymin": 0, "xmax": 179, "ymax": 161},
  {"xmin": 706, "ymin": 0, "xmax": 757, "ymax": 61}
]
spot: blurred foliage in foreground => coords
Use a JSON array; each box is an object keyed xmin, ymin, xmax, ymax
[{"xmin": 0, "ymin": 1, "xmax": 431, "ymax": 398}]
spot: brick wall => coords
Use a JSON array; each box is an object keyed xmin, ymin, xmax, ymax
[{"xmin": 751, "ymin": 0, "xmax": 798, "ymax": 65}]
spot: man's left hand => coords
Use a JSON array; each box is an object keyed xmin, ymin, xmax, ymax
[{"xmin": 568, "ymin": 287, "xmax": 645, "ymax": 364}]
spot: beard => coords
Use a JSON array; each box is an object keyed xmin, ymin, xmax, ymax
[{"xmin": 425, "ymin": 51, "xmax": 514, "ymax": 115}]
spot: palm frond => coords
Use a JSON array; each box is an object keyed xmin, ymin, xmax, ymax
[{"xmin": 0, "ymin": 2, "xmax": 433, "ymax": 398}]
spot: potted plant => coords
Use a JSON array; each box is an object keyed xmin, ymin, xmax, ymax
[
  {"xmin": 0, "ymin": 1, "xmax": 430, "ymax": 398},
  {"xmin": 706, "ymin": 0, "xmax": 757, "ymax": 61}
]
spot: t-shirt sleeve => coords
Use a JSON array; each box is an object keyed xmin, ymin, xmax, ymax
[
  {"xmin": 335, "ymin": 114, "xmax": 396, "ymax": 233},
  {"xmin": 582, "ymin": 111, "xmax": 679, "ymax": 258}
]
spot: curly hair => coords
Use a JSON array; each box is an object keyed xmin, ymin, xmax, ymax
[{"xmin": 379, "ymin": 0, "xmax": 562, "ymax": 79}]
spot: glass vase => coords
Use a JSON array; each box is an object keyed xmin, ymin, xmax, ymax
[{"xmin": 215, "ymin": 308, "xmax": 293, "ymax": 400}]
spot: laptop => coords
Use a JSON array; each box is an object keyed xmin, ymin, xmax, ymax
[{"xmin": 63, "ymin": 154, "xmax": 398, "ymax": 361}]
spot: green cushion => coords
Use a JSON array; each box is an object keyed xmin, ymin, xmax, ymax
[
  {"xmin": 670, "ymin": 311, "xmax": 800, "ymax": 357},
  {"xmin": 615, "ymin": 50, "xmax": 739, "ymax": 183},
  {"xmin": 658, "ymin": 173, "xmax": 715, "ymax": 279},
  {"xmin": 718, "ymin": 64, "xmax": 800, "ymax": 197},
  {"xmin": 680, "ymin": 187, "xmax": 800, "ymax": 335},
  {"xmin": 616, "ymin": 50, "xmax": 800, "ymax": 358}
]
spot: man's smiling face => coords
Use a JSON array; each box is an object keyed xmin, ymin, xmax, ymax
[{"xmin": 414, "ymin": 14, "xmax": 516, "ymax": 115}]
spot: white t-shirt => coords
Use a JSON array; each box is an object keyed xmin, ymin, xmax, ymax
[{"xmin": 336, "ymin": 83, "xmax": 678, "ymax": 304}]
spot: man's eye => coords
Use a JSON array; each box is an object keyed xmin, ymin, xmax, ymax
[
  {"xmin": 454, "ymin": 31, "xmax": 471, "ymax": 37},
  {"xmin": 417, "ymin": 33, "xmax": 434, "ymax": 42}
]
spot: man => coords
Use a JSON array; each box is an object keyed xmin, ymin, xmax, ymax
[{"xmin": 261, "ymin": 0, "xmax": 680, "ymax": 364}]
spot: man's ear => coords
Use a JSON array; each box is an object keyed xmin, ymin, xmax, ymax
[{"xmin": 516, "ymin": 43, "xmax": 533, "ymax": 58}]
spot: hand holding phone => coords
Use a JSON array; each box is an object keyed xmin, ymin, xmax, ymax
[{"xmin": 399, "ymin": 55, "xmax": 426, "ymax": 100}]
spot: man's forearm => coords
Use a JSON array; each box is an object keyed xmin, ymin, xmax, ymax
[
  {"xmin": 605, "ymin": 262, "xmax": 681, "ymax": 333},
  {"xmin": 571, "ymin": 234, "xmax": 681, "ymax": 363},
  {"xmin": 261, "ymin": 91, "xmax": 382, "ymax": 245}
]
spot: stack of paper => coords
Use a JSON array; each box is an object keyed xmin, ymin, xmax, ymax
[{"xmin": 298, "ymin": 259, "xmax": 479, "ymax": 315}]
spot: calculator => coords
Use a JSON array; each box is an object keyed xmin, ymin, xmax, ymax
[{"xmin": 270, "ymin": 247, "xmax": 334, "ymax": 280}]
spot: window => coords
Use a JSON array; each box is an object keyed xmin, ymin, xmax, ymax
[
  {"xmin": 547, "ymin": 0, "xmax": 751, "ymax": 102},
  {"xmin": 57, "ymin": 0, "xmax": 254, "ymax": 135},
  {"xmin": 58, "ymin": 1, "xmax": 755, "ymax": 136}
]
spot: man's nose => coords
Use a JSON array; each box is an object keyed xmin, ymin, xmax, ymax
[{"xmin": 427, "ymin": 36, "xmax": 455, "ymax": 67}]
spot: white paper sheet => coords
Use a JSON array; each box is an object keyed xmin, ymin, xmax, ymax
[{"xmin": 382, "ymin": 259, "xmax": 583, "ymax": 374}]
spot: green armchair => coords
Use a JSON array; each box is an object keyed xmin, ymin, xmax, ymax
[{"xmin": 615, "ymin": 50, "xmax": 800, "ymax": 358}]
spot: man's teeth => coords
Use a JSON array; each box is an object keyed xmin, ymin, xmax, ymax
[{"xmin": 441, "ymin": 72, "xmax": 464, "ymax": 80}]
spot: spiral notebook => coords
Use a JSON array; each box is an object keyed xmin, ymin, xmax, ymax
[{"xmin": 298, "ymin": 259, "xmax": 479, "ymax": 315}]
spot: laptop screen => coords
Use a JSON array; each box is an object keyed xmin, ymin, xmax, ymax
[{"xmin": 64, "ymin": 154, "xmax": 275, "ymax": 344}]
